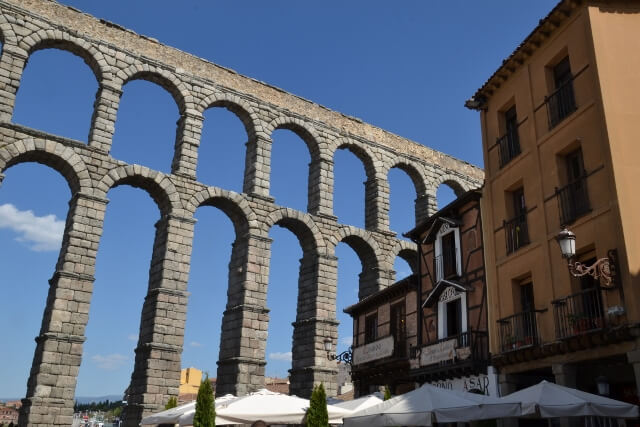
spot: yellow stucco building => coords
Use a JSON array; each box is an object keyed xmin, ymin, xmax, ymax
[
  {"xmin": 466, "ymin": 0, "xmax": 640, "ymax": 405},
  {"xmin": 179, "ymin": 367, "xmax": 203, "ymax": 396}
]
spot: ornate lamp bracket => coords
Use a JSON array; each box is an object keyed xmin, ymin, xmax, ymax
[{"xmin": 567, "ymin": 249, "xmax": 618, "ymax": 288}]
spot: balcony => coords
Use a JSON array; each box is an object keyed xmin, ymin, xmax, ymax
[
  {"xmin": 545, "ymin": 78, "xmax": 577, "ymax": 129},
  {"xmin": 497, "ymin": 311, "xmax": 542, "ymax": 353},
  {"xmin": 556, "ymin": 175, "xmax": 591, "ymax": 226},
  {"xmin": 497, "ymin": 129, "xmax": 521, "ymax": 168},
  {"xmin": 504, "ymin": 213, "xmax": 529, "ymax": 254},
  {"xmin": 552, "ymin": 287, "xmax": 606, "ymax": 340},
  {"xmin": 411, "ymin": 331, "xmax": 489, "ymax": 378}
]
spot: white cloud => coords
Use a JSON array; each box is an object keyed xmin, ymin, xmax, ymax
[
  {"xmin": 269, "ymin": 351, "xmax": 292, "ymax": 362},
  {"xmin": 340, "ymin": 336, "xmax": 353, "ymax": 347},
  {"xmin": 91, "ymin": 354, "xmax": 128, "ymax": 371},
  {"xmin": 127, "ymin": 334, "xmax": 138, "ymax": 342},
  {"xmin": 0, "ymin": 203, "xmax": 64, "ymax": 252},
  {"xmin": 189, "ymin": 341, "xmax": 202, "ymax": 347}
]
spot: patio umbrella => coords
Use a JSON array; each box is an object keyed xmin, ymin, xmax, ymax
[
  {"xmin": 500, "ymin": 380, "xmax": 639, "ymax": 418},
  {"xmin": 342, "ymin": 384, "xmax": 521, "ymax": 427},
  {"xmin": 179, "ymin": 389, "xmax": 352, "ymax": 426},
  {"xmin": 331, "ymin": 392, "xmax": 384, "ymax": 413},
  {"xmin": 141, "ymin": 394, "xmax": 236, "ymax": 425}
]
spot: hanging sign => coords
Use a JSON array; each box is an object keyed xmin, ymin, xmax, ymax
[
  {"xmin": 420, "ymin": 338, "xmax": 456, "ymax": 366},
  {"xmin": 352, "ymin": 335, "xmax": 394, "ymax": 365}
]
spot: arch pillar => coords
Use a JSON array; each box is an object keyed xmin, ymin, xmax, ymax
[
  {"xmin": 415, "ymin": 193, "xmax": 432, "ymax": 225},
  {"xmin": 88, "ymin": 83, "xmax": 122, "ymax": 152},
  {"xmin": 216, "ymin": 233, "xmax": 272, "ymax": 396},
  {"xmin": 364, "ymin": 177, "xmax": 390, "ymax": 233},
  {"xmin": 359, "ymin": 266, "xmax": 393, "ymax": 300},
  {"xmin": 171, "ymin": 111, "xmax": 203, "ymax": 179},
  {"xmin": 0, "ymin": 48, "xmax": 27, "ymax": 122},
  {"xmin": 290, "ymin": 253, "xmax": 339, "ymax": 398},
  {"xmin": 308, "ymin": 156, "xmax": 335, "ymax": 219},
  {"xmin": 122, "ymin": 214, "xmax": 195, "ymax": 427},
  {"xmin": 19, "ymin": 192, "xmax": 108, "ymax": 427},
  {"xmin": 243, "ymin": 135, "xmax": 273, "ymax": 200}
]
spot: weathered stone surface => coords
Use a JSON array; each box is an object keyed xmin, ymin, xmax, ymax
[{"xmin": 0, "ymin": 1, "xmax": 482, "ymax": 426}]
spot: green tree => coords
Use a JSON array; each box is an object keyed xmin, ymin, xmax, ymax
[
  {"xmin": 306, "ymin": 383, "xmax": 329, "ymax": 427},
  {"xmin": 165, "ymin": 396, "xmax": 178, "ymax": 410},
  {"xmin": 383, "ymin": 386, "xmax": 392, "ymax": 401},
  {"xmin": 193, "ymin": 374, "xmax": 215, "ymax": 427}
]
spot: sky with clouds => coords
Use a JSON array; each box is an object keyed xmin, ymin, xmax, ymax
[{"xmin": 0, "ymin": 0, "xmax": 557, "ymax": 398}]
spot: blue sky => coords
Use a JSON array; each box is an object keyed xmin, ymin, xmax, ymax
[{"xmin": 0, "ymin": 0, "xmax": 557, "ymax": 398}]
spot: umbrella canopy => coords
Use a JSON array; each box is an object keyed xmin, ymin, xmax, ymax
[
  {"xmin": 141, "ymin": 394, "xmax": 237, "ymax": 425},
  {"xmin": 343, "ymin": 384, "xmax": 521, "ymax": 427},
  {"xmin": 331, "ymin": 392, "xmax": 384, "ymax": 413},
  {"xmin": 500, "ymin": 380, "xmax": 639, "ymax": 418},
  {"xmin": 179, "ymin": 389, "xmax": 351, "ymax": 426}
]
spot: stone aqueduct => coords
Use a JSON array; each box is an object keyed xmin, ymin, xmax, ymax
[{"xmin": 0, "ymin": 0, "xmax": 483, "ymax": 425}]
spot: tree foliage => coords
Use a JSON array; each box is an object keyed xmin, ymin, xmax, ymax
[
  {"xmin": 73, "ymin": 399, "xmax": 124, "ymax": 413},
  {"xmin": 193, "ymin": 374, "xmax": 215, "ymax": 427},
  {"xmin": 306, "ymin": 383, "xmax": 329, "ymax": 427},
  {"xmin": 384, "ymin": 386, "xmax": 392, "ymax": 401},
  {"xmin": 165, "ymin": 396, "xmax": 178, "ymax": 410}
]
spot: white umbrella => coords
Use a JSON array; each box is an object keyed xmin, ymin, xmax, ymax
[
  {"xmin": 343, "ymin": 384, "xmax": 521, "ymax": 427},
  {"xmin": 331, "ymin": 392, "xmax": 384, "ymax": 413},
  {"xmin": 141, "ymin": 394, "xmax": 236, "ymax": 425},
  {"xmin": 175, "ymin": 394, "xmax": 238, "ymax": 426},
  {"xmin": 179, "ymin": 389, "xmax": 351, "ymax": 426},
  {"xmin": 500, "ymin": 380, "xmax": 639, "ymax": 418}
]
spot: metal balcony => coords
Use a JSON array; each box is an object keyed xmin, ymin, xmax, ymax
[
  {"xmin": 498, "ymin": 311, "xmax": 542, "ymax": 353},
  {"xmin": 497, "ymin": 129, "xmax": 521, "ymax": 168},
  {"xmin": 546, "ymin": 78, "xmax": 577, "ymax": 129},
  {"xmin": 504, "ymin": 213, "xmax": 529, "ymax": 254},
  {"xmin": 552, "ymin": 287, "xmax": 606, "ymax": 340},
  {"xmin": 556, "ymin": 175, "xmax": 591, "ymax": 226}
]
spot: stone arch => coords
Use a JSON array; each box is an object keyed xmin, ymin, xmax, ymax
[
  {"xmin": 0, "ymin": 14, "xmax": 18, "ymax": 47},
  {"xmin": 389, "ymin": 239, "xmax": 418, "ymax": 276},
  {"xmin": 116, "ymin": 64, "xmax": 192, "ymax": 114},
  {"xmin": 387, "ymin": 159, "xmax": 428, "ymax": 196},
  {"xmin": 264, "ymin": 208, "xmax": 325, "ymax": 255},
  {"xmin": 331, "ymin": 137, "xmax": 378, "ymax": 180},
  {"xmin": 434, "ymin": 172, "xmax": 470, "ymax": 196},
  {"xmin": 186, "ymin": 187, "xmax": 257, "ymax": 238},
  {"xmin": 96, "ymin": 165, "xmax": 182, "ymax": 216},
  {"xmin": 266, "ymin": 116, "xmax": 322, "ymax": 160},
  {"xmin": 19, "ymin": 30, "xmax": 110, "ymax": 83},
  {"xmin": 198, "ymin": 92, "xmax": 259, "ymax": 140},
  {"xmin": 0, "ymin": 138, "xmax": 91, "ymax": 195},
  {"xmin": 329, "ymin": 225, "xmax": 380, "ymax": 267}
]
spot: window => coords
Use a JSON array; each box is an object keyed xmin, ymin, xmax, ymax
[
  {"xmin": 434, "ymin": 224, "xmax": 461, "ymax": 281},
  {"xmin": 557, "ymin": 148, "xmax": 590, "ymax": 225},
  {"xmin": 365, "ymin": 313, "xmax": 378, "ymax": 344},
  {"xmin": 547, "ymin": 56, "xmax": 577, "ymax": 128},
  {"xmin": 518, "ymin": 281, "xmax": 537, "ymax": 343},
  {"xmin": 390, "ymin": 302, "xmax": 406, "ymax": 357},
  {"xmin": 505, "ymin": 188, "xmax": 529, "ymax": 254},
  {"xmin": 498, "ymin": 105, "xmax": 521, "ymax": 167},
  {"xmin": 446, "ymin": 298, "xmax": 462, "ymax": 338}
]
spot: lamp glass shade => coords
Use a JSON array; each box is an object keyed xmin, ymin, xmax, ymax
[
  {"xmin": 557, "ymin": 228, "xmax": 576, "ymax": 258},
  {"xmin": 323, "ymin": 337, "xmax": 332, "ymax": 352},
  {"xmin": 596, "ymin": 376, "xmax": 610, "ymax": 396}
]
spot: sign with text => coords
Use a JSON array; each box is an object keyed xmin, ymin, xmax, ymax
[
  {"xmin": 352, "ymin": 335, "xmax": 394, "ymax": 365},
  {"xmin": 430, "ymin": 368, "xmax": 500, "ymax": 396},
  {"xmin": 420, "ymin": 338, "xmax": 456, "ymax": 366}
]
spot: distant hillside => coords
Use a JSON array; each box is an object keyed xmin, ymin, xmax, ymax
[{"xmin": 74, "ymin": 395, "xmax": 123, "ymax": 404}]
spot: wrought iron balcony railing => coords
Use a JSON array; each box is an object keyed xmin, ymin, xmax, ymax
[
  {"xmin": 556, "ymin": 175, "xmax": 591, "ymax": 226},
  {"xmin": 504, "ymin": 213, "xmax": 529, "ymax": 254},
  {"xmin": 552, "ymin": 287, "xmax": 606, "ymax": 340},
  {"xmin": 497, "ymin": 129, "xmax": 521, "ymax": 168},
  {"xmin": 497, "ymin": 311, "xmax": 542, "ymax": 353},
  {"xmin": 546, "ymin": 78, "xmax": 577, "ymax": 129}
]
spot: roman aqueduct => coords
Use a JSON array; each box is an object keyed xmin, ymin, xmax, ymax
[{"xmin": 0, "ymin": 0, "xmax": 483, "ymax": 425}]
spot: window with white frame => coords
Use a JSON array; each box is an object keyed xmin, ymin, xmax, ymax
[
  {"xmin": 434, "ymin": 223, "xmax": 462, "ymax": 281},
  {"xmin": 437, "ymin": 286, "xmax": 467, "ymax": 339}
]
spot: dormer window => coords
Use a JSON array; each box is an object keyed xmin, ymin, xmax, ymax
[{"xmin": 434, "ymin": 222, "xmax": 461, "ymax": 281}]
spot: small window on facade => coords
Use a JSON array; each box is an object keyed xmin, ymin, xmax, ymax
[
  {"xmin": 558, "ymin": 148, "xmax": 590, "ymax": 225},
  {"xmin": 365, "ymin": 313, "xmax": 378, "ymax": 344},
  {"xmin": 390, "ymin": 302, "xmax": 407, "ymax": 357},
  {"xmin": 435, "ymin": 224, "xmax": 461, "ymax": 281},
  {"xmin": 499, "ymin": 105, "xmax": 521, "ymax": 167},
  {"xmin": 441, "ymin": 231, "xmax": 457, "ymax": 279}
]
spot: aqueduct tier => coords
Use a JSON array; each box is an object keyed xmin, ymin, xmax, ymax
[{"xmin": 0, "ymin": 0, "xmax": 483, "ymax": 425}]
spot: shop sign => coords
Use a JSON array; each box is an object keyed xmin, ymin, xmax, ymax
[
  {"xmin": 352, "ymin": 335, "xmax": 394, "ymax": 365},
  {"xmin": 420, "ymin": 339, "xmax": 456, "ymax": 366},
  {"xmin": 429, "ymin": 368, "xmax": 500, "ymax": 397}
]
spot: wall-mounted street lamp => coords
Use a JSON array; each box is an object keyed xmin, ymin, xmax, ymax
[
  {"xmin": 596, "ymin": 375, "xmax": 610, "ymax": 396},
  {"xmin": 556, "ymin": 228, "xmax": 616, "ymax": 288},
  {"xmin": 323, "ymin": 337, "xmax": 353, "ymax": 365}
]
